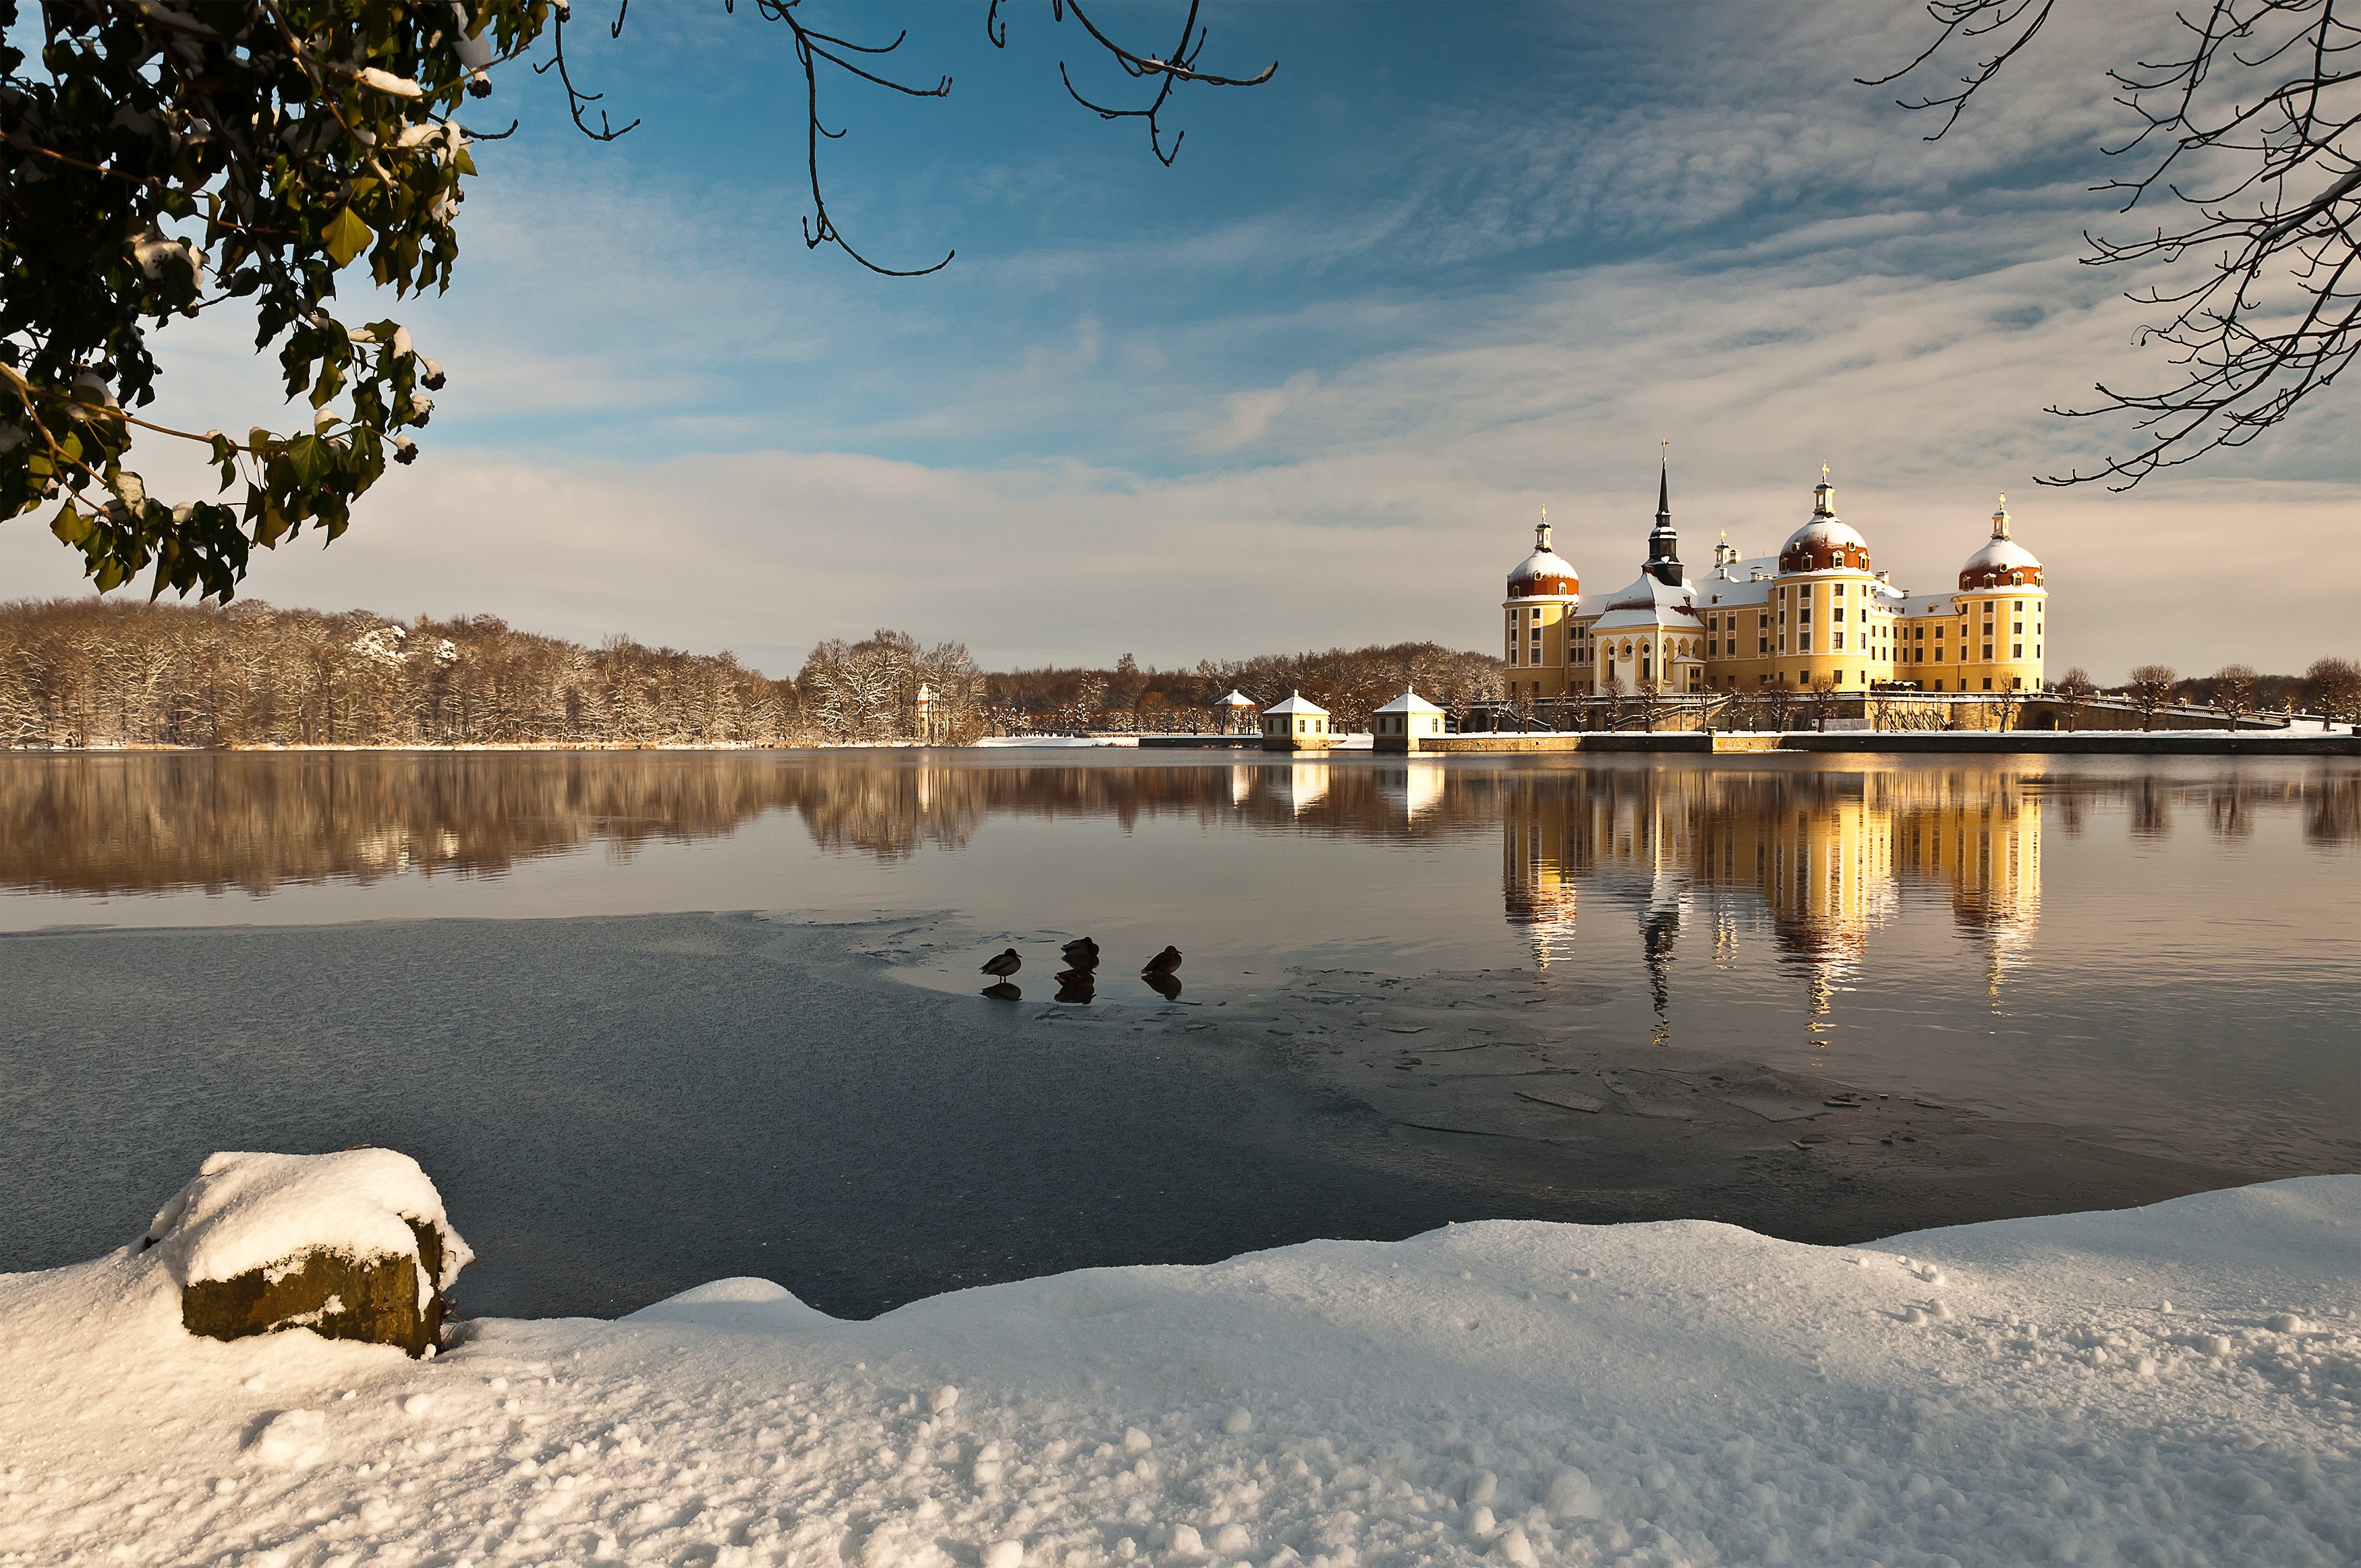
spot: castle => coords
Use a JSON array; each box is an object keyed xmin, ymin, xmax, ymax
[{"xmin": 1500, "ymin": 466, "xmax": 2047, "ymax": 701}]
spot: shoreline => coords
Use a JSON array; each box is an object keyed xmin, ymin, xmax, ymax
[{"xmin": 5, "ymin": 730, "xmax": 2357, "ymax": 755}]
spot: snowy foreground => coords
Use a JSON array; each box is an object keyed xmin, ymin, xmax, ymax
[{"xmin": 2, "ymin": 1180, "xmax": 2354, "ymax": 1567}]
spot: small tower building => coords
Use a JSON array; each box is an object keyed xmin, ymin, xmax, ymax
[
  {"xmin": 1259, "ymin": 691, "xmax": 1334, "ymax": 753},
  {"xmin": 1767, "ymin": 468, "xmax": 1901, "ymax": 690},
  {"xmin": 1372, "ymin": 688, "xmax": 1447, "ymax": 753},
  {"xmin": 1220, "ymin": 689, "xmax": 1259, "ymax": 735},
  {"xmin": 1501, "ymin": 509, "xmax": 1584, "ymax": 703}
]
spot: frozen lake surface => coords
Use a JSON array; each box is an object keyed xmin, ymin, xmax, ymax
[{"xmin": 2, "ymin": 750, "xmax": 2354, "ymax": 1316}]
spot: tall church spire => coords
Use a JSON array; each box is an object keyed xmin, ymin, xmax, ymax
[
  {"xmin": 1991, "ymin": 492, "xmax": 2011, "ymax": 540},
  {"xmin": 1645, "ymin": 443, "xmax": 1684, "ymax": 587}
]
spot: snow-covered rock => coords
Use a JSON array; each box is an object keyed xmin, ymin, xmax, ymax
[
  {"xmin": 142, "ymin": 1149, "xmax": 470, "ymax": 1358},
  {"xmin": 0, "ymin": 1175, "xmax": 2350, "ymax": 1565}
]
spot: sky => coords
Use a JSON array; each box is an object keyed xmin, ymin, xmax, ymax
[{"xmin": 3, "ymin": 0, "xmax": 2352, "ymax": 682}]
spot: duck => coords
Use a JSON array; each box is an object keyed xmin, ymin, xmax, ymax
[
  {"xmin": 1141, "ymin": 946, "xmax": 1183, "ymax": 977},
  {"xmin": 979, "ymin": 948, "xmax": 1022, "ymax": 978},
  {"xmin": 1054, "ymin": 971, "xmax": 1096, "ymax": 1004},
  {"xmin": 1060, "ymin": 937, "xmax": 1100, "ymax": 968}
]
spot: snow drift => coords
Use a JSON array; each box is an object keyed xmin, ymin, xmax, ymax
[{"xmin": 0, "ymin": 1173, "xmax": 2351, "ymax": 1565}]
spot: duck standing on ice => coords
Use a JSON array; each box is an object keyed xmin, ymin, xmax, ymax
[
  {"xmin": 1140, "ymin": 946, "xmax": 1183, "ymax": 1000},
  {"xmin": 979, "ymin": 948, "xmax": 1022, "ymax": 979}
]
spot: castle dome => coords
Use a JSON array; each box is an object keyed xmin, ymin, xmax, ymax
[
  {"xmin": 1508, "ymin": 508, "xmax": 1578, "ymax": 598},
  {"xmin": 1959, "ymin": 496, "xmax": 2043, "ymax": 589},
  {"xmin": 1776, "ymin": 468, "xmax": 1871, "ymax": 575}
]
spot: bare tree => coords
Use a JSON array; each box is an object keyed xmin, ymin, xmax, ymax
[
  {"xmin": 1637, "ymin": 676, "xmax": 1671, "ymax": 733},
  {"xmin": 2126, "ymin": 662, "xmax": 2179, "ymax": 730},
  {"xmin": 1599, "ymin": 683, "xmax": 1629, "ymax": 734},
  {"xmin": 1871, "ymin": 1, "xmax": 2359, "ymax": 486},
  {"xmin": 2054, "ymin": 666, "xmax": 2097, "ymax": 730},
  {"xmin": 1806, "ymin": 674, "xmax": 1841, "ymax": 733},
  {"xmin": 1991, "ymin": 683, "xmax": 2026, "ymax": 732},
  {"xmin": 2213, "ymin": 662, "xmax": 2262, "ymax": 728},
  {"xmin": 2306, "ymin": 655, "xmax": 2361, "ymax": 726},
  {"xmin": 1869, "ymin": 685, "xmax": 1900, "ymax": 732}
]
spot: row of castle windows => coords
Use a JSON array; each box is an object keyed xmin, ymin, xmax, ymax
[{"xmin": 1509, "ymin": 597, "xmax": 2041, "ymax": 667}]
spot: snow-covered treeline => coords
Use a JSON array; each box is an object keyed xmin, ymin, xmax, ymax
[
  {"xmin": 0, "ymin": 598, "xmax": 809, "ymax": 749},
  {"xmin": 986, "ymin": 641, "xmax": 1508, "ymax": 734},
  {"xmin": 0, "ymin": 601, "xmax": 1504, "ymax": 748}
]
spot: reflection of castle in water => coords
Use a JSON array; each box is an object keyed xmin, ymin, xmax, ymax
[{"xmin": 1501, "ymin": 771, "xmax": 2042, "ymax": 1037}]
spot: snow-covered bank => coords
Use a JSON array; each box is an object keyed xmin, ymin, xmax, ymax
[{"xmin": 2, "ymin": 1179, "xmax": 2354, "ymax": 1567}]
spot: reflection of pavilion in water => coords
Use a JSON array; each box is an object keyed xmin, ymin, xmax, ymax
[{"xmin": 1501, "ymin": 771, "xmax": 2041, "ymax": 1038}]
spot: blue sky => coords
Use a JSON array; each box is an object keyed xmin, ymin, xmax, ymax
[{"xmin": 4, "ymin": 1, "xmax": 2351, "ymax": 678}]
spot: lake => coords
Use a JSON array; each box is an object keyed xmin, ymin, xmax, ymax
[{"xmin": 1, "ymin": 749, "xmax": 2353, "ymax": 1318}]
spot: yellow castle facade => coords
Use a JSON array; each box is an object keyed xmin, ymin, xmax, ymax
[{"xmin": 1500, "ymin": 467, "xmax": 2049, "ymax": 700}]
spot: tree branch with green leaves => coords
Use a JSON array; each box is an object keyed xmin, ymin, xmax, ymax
[{"xmin": 1, "ymin": 0, "xmax": 1273, "ymax": 602}]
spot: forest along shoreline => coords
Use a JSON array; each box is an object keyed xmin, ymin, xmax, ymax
[{"xmin": 0, "ymin": 599, "xmax": 1504, "ymax": 747}]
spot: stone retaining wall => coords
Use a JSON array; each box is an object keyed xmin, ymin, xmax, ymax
[{"xmin": 1405, "ymin": 731, "xmax": 2358, "ymax": 756}]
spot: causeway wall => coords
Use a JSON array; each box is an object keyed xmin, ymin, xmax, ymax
[{"xmin": 1398, "ymin": 731, "xmax": 2360, "ymax": 757}]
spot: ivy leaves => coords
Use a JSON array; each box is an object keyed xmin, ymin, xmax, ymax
[
  {"xmin": 0, "ymin": 0, "xmax": 547, "ymax": 602},
  {"xmin": 322, "ymin": 207, "xmax": 375, "ymax": 270}
]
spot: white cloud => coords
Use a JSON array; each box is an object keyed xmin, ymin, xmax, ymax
[{"xmin": 1197, "ymin": 371, "xmax": 1321, "ymax": 453}]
